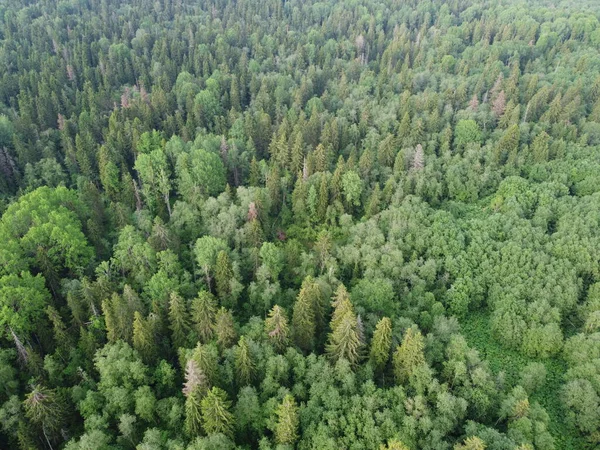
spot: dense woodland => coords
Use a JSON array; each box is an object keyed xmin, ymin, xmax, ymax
[{"xmin": 1, "ymin": 0, "xmax": 600, "ymax": 448}]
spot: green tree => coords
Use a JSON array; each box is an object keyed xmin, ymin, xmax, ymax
[
  {"xmin": 274, "ymin": 394, "xmax": 299, "ymax": 445},
  {"xmin": 201, "ymin": 387, "xmax": 235, "ymax": 438},
  {"xmin": 23, "ymin": 384, "xmax": 66, "ymax": 439},
  {"xmin": 192, "ymin": 290, "xmax": 217, "ymax": 343},
  {"xmin": 234, "ymin": 336, "xmax": 255, "ymax": 386},
  {"xmin": 168, "ymin": 292, "xmax": 190, "ymax": 349},
  {"xmin": 215, "ymin": 308, "xmax": 237, "ymax": 349},
  {"xmin": 370, "ymin": 317, "xmax": 392, "ymax": 371},
  {"xmin": 393, "ymin": 327, "xmax": 426, "ymax": 384},
  {"xmin": 194, "ymin": 236, "xmax": 228, "ymax": 289},
  {"xmin": 265, "ymin": 305, "xmax": 290, "ymax": 352},
  {"xmin": 215, "ymin": 250, "xmax": 235, "ymax": 306}
]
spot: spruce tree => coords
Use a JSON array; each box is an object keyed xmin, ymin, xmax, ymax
[
  {"xmin": 454, "ymin": 436, "xmax": 487, "ymax": 450},
  {"xmin": 191, "ymin": 343, "xmax": 218, "ymax": 386},
  {"xmin": 265, "ymin": 305, "xmax": 290, "ymax": 352},
  {"xmin": 326, "ymin": 285, "xmax": 363, "ymax": 366},
  {"xmin": 133, "ymin": 311, "xmax": 156, "ymax": 363},
  {"xmin": 215, "ymin": 250, "xmax": 234, "ymax": 305},
  {"xmin": 191, "ymin": 290, "xmax": 216, "ymax": 343},
  {"xmin": 23, "ymin": 384, "xmax": 65, "ymax": 439},
  {"xmin": 235, "ymin": 336, "xmax": 255, "ymax": 386},
  {"xmin": 365, "ymin": 184, "xmax": 381, "ymax": 218},
  {"xmin": 393, "ymin": 327, "xmax": 426, "ymax": 384},
  {"xmin": 370, "ymin": 317, "xmax": 392, "ymax": 371},
  {"xmin": 46, "ymin": 305, "xmax": 71, "ymax": 355},
  {"xmin": 184, "ymin": 383, "xmax": 204, "ymax": 437},
  {"xmin": 201, "ymin": 387, "xmax": 235, "ymax": 438},
  {"xmin": 168, "ymin": 292, "xmax": 190, "ymax": 349},
  {"xmin": 274, "ymin": 394, "xmax": 299, "ymax": 445},
  {"xmin": 215, "ymin": 307, "xmax": 237, "ymax": 349},
  {"xmin": 292, "ymin": 278, "xmax": 317, "ymax": 352},
  {"xmin": 380, "ymin": 439, "xmax": 411, "ymax": 450}
]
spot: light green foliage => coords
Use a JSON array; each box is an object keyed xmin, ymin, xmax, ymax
[
  {"xmin": 341, "ymin": 170, "xmax": 363, "ymax": 207},
  {"xmin": 3, "ymin": 0, "xmax": 600, "ymax": 448},
  {"xmin": 265, "ymin": 305, "xmax": 290, "ymax": 352},
  {"xmin": 194, "ymin": 236, "xmax": 228, "ymax": 288},
  {"xmin": 176, "ymin": 147, "xmax": 226, "ymax": 201},
  {"xmin": 201, "ymin": 387, "xmax": 235, "ymax": 438},
  {"xmin": 454, "ymin": 120, "xmax": 482, "ymax": 149},
  {"xmin": 274, "ymin": 394, "xmax": 299, "ymax": 445},
  {"xmin": 393, "ymin": 327, "xmax": 426, "ymax": 385},
  {"xmin": 370, "ymin": 317, "xmax": 392, "ymax": 371},
  {"xmin": 0, "ymin": 186, "xmax": 93, "ymax": 277},
  {"xmin": 0, "ymin": 271, "xmax": 50, "ymax": 339}
]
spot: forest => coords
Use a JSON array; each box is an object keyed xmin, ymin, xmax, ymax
[{"xmin": 1, "ymin": 0, "xmax": 600, "ymax": 448}]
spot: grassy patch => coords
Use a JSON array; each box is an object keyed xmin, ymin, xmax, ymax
[{"xmin": 460, "ymin": 311, "xmax": 588, "ymax": 450}]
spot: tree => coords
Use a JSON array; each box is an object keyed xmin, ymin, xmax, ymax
[
  {"xmin": 454, "ymin": 120, "xmax": 482, "ymax": 149},
  {"xmin": 454, "ymin": 436, "xmax": 487, "ymax": 450},
  {"xmin": 380, "ymin": 440, "xmax": 410, "ymax": 450},
  {"xmin": 341, "ymin": 170, "xmax": 363, "ymax": 208},
  {"xmin": 192, "ymin": 290, "xmax": 217, "ymax": 343},
  {"xmin": 0, "ymin": 272, "xmax": 50, "ymax": 343},
  {"xmin": 265, "ymin": 305, "xmax": 290, "ymax": 352},
  {"xmin": 215, "ymin": 250, "xmax": 235, "ymax": 306},
  {"xmin": 23, "ymin": 384, "xmax": 65, "ymax": 440},
  {"xmin": 0, "ymin": 186, "xmax": 93, "ymax": 282},
  {"xmin": 370, "ymin": 317, "xmax": 393, "ymax": 371},
  {"xmin": 235, "ymin": 336, "xmax": 255, "ymax": 386},
  {"xmin": 133, "ymin": 312, "xmax": 157, "ymax": 362},
  {"xmin": 134, "ymin": 145, "xmax": 172, "ymax": 216},
  {"xmin": 177, "ymin": 147, "xmax": 226, "ymax": 201},
  {"xmin": 292, "ymin": 278, "xmax": 317, "ymax": 352},
  {"xmin": 184, "ymin": 359, "xmax": 209, "ymax": 437},
  {"xmin": 201, "ymin": 387, "xmax": 235, "ymax": 438},
  {"xmin": 274, "ymin": 394, "xmax": 299, "ymax": 445},
  {"xmin": 326, "ymin": 305, "xmax": 363, "ymax": 366},
  {"xmin": 214, "ymin": 308, "xmax": 237, "ymax": 349},
  {"xmin": 168, "ymin": 292, "xmax": 190, "ymax": 349},
  {"xmin": 393, "ymin": 327, "xmax": 426, "ymax": 384},
  {"xmin": 494, "ymin": 124, "xmax": 520, "ymax": 165},
  {"xmin": 194, "ymin": 237, "xmax": 228, "ymax": 289}
]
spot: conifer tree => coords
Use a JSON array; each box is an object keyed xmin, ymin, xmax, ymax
[
  {"xmin": 23, "ymin": 384, "xmax": 65, "ymax": 439},
  {"xmin": 215, "ymin": 307, "xmax": 237, "ymax": 349},
  {"xmin": 454, "ymin": 436, "xmax": 487, "ymax": 450},
  {"xmin": 370, "ymin": 317, "xmax": 392, "ymax": 371},
  {"xmin": 292, "ymin": 176, "xmax": 309, "ymax": 225},
  {"xmin": 393, "ymin": 327, "xmax": 426, "ymax": 384},
  {"xmin": 133, "ymin": 311, "xmax": 156, "ymax": 362},
  {"xmin": 46, "ymin": 305, "xmax": 71, "ymax": 355},
  {"xmin": 215, "ymin": 250, "xmax": 234, "ymax": 305},
  {"xmin": 365, "ymin": 184, "xmax": 381, "ymax": 218},
  {"xmin": 168, "ymin": 292, "xmax": 190, "ymax": 349},
  {"xmin": 185, "ymin": 386, "xmax": 204, "ymax": 437},
  {"xmin": 290, "ymin": 130, "xmax": 304, "ymax": 176},
  {"xmin": 292, "ymin": 278, "xmax": 317, "ymax": 352},
  {"xmin": 317, "ymin": 175, "xmax": 329, "ymax": 222},
  {"xmin": 380, "ymin": 439, "xmax": 410, "ymax": 450},
  {"xmin": 326, "ymin": 285, "xmax": 363, "ymax": 366},
  {"xmin": 274, "ymin": 394, "xmax": 299, "ymax": 445},
  {"xmin": 249, "ymin": 156, "xmax": 261, "ymax": 186},
  {"xmin": 494, "ymin": 124, "xmax": 520, "ymax": 165},
  {"xmin": 183, "ymin": 358, "xmax": 209, "ymax": 437},
  {"xmin": 531, "ymin": 131, "xmax": 549, "ymax": 163},
  {"xmin": 265, "ymin": 305, "xmax": 290, "ymax": 352},
  {"xmin": 235, "ymin": 336, "xmax": 255, "ymax": 386},
  {"xmin": 191, "ymin": 290, "xmax": 216, "ymax": 343},
  {"xmin": 201, "ymin": 387, "xmax": 235, "ymax": 438},
  {"xmin": 191, "ymin": 342, "xmax": 218, "ymax": 386}
]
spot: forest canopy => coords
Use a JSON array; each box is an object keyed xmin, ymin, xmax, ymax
[{"xmin": 1, "ymin": 0, "xmax": 600, "ymax": 448}]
